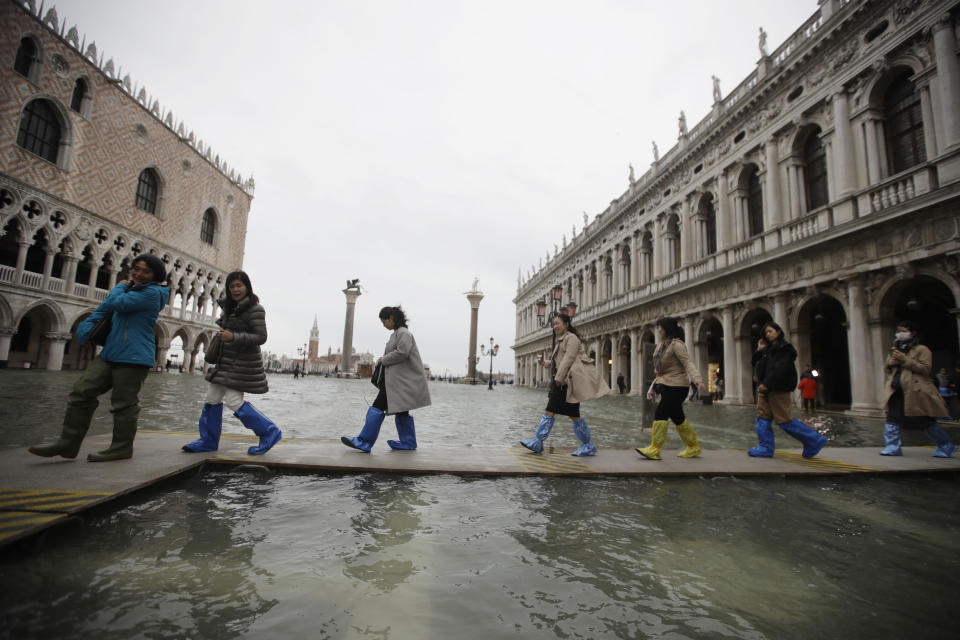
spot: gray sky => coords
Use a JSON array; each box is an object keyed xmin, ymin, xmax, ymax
[{"xmin": 52, "ymin": 0, "xmax": 815, "ymax": 375}]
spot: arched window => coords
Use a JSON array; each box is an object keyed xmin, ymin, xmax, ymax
[
  {"xmin": 803, "ymin": 129, "xmax": 828, "ymax": 211},
  {"xmin": 884, "ymin": 72, "xmax": 926, "ymax": 174},
  {"xmin": 70, "ymin": 77, "xmax": 89, "ymax": 113},
  {"xmin": 17, "ymin": 99, "xmax": 61, "ymax": 163},
  {"xmin": 14, "ymin": 37, "xmax": 37, "ymax": 78},
  {"xmin": 135, "ymin": 169, "xmax": 159, "ymax": 214},
  {"xmin": 747, "ymin": 167, "xmax": 763, "ymax": 236},
  {"xmin": 200, "ymin": 208, "xmax": 216, "ymax": 245}
]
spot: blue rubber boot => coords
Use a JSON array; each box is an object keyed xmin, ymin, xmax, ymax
[
  {"xmin": 182, "ymin": 403, "xmax": 223, "ymax": 452},
  {"xmin": 747, "ymin": 418, "xmax": 775, "ymax": 457},
  {"xmin": 234, "ymin": 402, "xmax": 282, "ymax": 455},
  {"xmin": 521, "ymin": 414, "xmax": 554, "ymax": 454},
  {"xmin": 925, "ymin": 424, "xmax": 957, "ymax": 458},
  {"xmin": 880, "ymin": 422, "xmax": 902, "ymax": 456},
  {"xmin": 341, "ymin": 407, "xmax": 385, "ymax": 452},
  {"xmin": 779, "ymin": 418, "xmax": 827, "ymax": 459},
  {"xmin": 387, "ymin": 413, "xmax": 417, "ymax": 450},
  {"xmin": 571, "ymin": 418, "xmax": 597, "ymax": 456}
]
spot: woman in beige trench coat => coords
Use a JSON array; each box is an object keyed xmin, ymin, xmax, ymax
[
  {"xmin": 520, "ymin": 313, "xmax": 609, "ymax": 456},
  {"xmin": 879, "ymin": 320, "xmax": 955, "ymax": 457}
]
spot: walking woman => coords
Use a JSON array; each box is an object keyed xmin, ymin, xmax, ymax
[
  {"xmin": 880, "ymin": 321, "xmax": 956, "ymax": 457},
  {"xmin": 520, "ymin": 313, "xmax": 608, "ymax": 456},
  {"xmin": 29, "ymin": 254, "xmax": 169, "ymax": 462},
  {"xmin": 182, "ymin": 271, "xmax": 281, "ymax": 455},
  {"xmin": 747, "ymin": 321, "xmax": 827, "ymax": 459},
  {"xmin": 342, "ymin": 306, "xmax": 430, "ymax": 452},
  {"xmin": 637, "ymin": 317, "xmax": 706, "ymax": 460}
]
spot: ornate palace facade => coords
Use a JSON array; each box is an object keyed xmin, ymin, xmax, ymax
[
  {"xmin": 514, "ymin": 0, "xmax": 960, "ymax": 412},
  {"xmin": 0, "ymin": 1, "xmax": 254, "ymax": 370}
]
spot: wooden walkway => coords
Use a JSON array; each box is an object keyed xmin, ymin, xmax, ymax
[{"xmin": 2, "ymin": 430, "xmax": 958, "ymax": 547}]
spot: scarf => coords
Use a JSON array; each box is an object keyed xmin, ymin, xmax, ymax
[{"xmin": 893, "ymin": 335, "xmax": 919, "ymax": 353}]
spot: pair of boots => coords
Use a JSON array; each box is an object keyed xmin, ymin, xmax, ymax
[
  {"xmin": 636, "ymin": 419, "xmax": 701, "ymax": 460},
  {"xmin": 182, "ymin": 402, "xmax": 282, "ymax": 455},
  {"xmin": 28, "ymin": 400, "xmax": 141, "ymax": 462},
  {"xmin": 880, "ymin": 422, "xmax": 957, "ymax": 458},
  {"xmin": 520, "ymin": 414, "xmax": 597, "ymax": 456},
  {"xmin": 341, "ymin": 407, "xmax": 417, "ymax": 452},
  {"xmin": 748, "ymin": 417, "xmax": 827, "ymax": 459}
]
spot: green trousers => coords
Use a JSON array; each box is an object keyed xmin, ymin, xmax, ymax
[{"xmin": 64, "ymin": 356, "xmax": 149, "ymax": 455}]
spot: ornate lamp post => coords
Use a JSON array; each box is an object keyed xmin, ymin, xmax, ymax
[
  {"xmin": 296, "ymin": 343, "xmax": 307, "ymax": 376},
  {"xmin": 480, "ymin": 337, "xmax": 499, "ymax": 390}
]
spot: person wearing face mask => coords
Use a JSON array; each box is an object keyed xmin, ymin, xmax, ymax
[
  {"xmin": 182, "ymin": 271, "xmax": 281, "ymax": 455},
  {"xmin": 880, "ymin": 321, "xmax": 955, "ymax": 458},
  {"xmin": 747, "ymin": 321, "xmax": 827, "ymax": 459},
  {"xmin": 29, "ymin": 254, "xmax": 169, "ymax": 462}
]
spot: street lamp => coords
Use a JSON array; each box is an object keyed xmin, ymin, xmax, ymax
[
  {"xmin": 296, "ymin": 343, "xmax": 307, "ymax": 377},
  {"xmin": 480, "ymin": 337, "xmax": 499, "ymax": 390}
]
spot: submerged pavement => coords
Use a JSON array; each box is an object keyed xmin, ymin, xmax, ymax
[{"xmin": 2, "ymin": 429, "xmax": 959, "ymax": 547}]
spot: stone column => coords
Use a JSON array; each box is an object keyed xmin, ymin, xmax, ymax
[
  {"xmin": 466, "ymin": 289, "xmax": 483, "ymax": 380},
  {"xmin": 846, "ymin": 278, "xmax": 877, "ymax": 411},
  {"xmin": 612, "ymin": 246, "xmax": 621, "ymax": 296},
  {"xmin": 107, "ymin": 264, "xmax": 121, "ymax": 290},
  {"xmin": 831, "ymin": 89, "xmax": 857, "ymax": 199},
  {"xmin": 683, "ymin": 316, "xmax": 695, "ymax": 356},
  {"xmin": 652, "ymin": 216, "xmax": 663, "ymax": 279},
  {"xmin": 680, "ymin": 199, "xmax": 692, "ymax": 266},
  {"xmin": 44, "ymin": 332, "xmax": 71, "ymax": 371},
  {"xmin": 764, "ymin": 138, "xmax": 782, "ymax": 229},
  {"xmin": 13, "ymin": 240, "xmax": 30, "ymax": 286},
  {"xmin": 61, "ymin": 255, "xmax": 80, "ymax": 296},
  {"xmin": 629, "ymin": 234, "xmax": 639, "ymax": 289},
  {"xmin": 722, "ymin": 305, "xmax": 741, "ymax": 403},
  {"xmin": 787, "ymin": 161, "xmax": 803, "ymax": 220},
  {"xmin": 773, "ymin": 294, "xmax": 789, "ymax": 330},
  {"xmin": 933, "ymin": 14, "xmax": 960, "ymax": 152},
  {"xmin": 918, "ymin": 83, "xmax": 938, "ymax": 160},
  {"xmin": 630, "ymin": 328, "xmax": 641, "ymax": 395},
  {"xmin": 341, "ymin": 287, "xmax": 362, "ymax": 375},
  {"xmin": 864, "ymin": 115, "xmax": 883, "ymax": 184},
  {"xmin": 0, "ymin": 327, "xmax": 15, "ymax": 368},
  {"xmin": 86, "ymin": 257, "xmax": 99, "ymax": 299},
  {"xmin": 41, "ymin": 249, "xmax": 56, "ymax": 291},
  {"xmin": 156, "ymin": 344, "xmax": 170, "ymax": 371}
]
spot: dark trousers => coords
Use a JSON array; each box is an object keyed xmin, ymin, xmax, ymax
[
  {"xmin": 654, "ymin": 385, "xmax": 689, "ymax": 424},
  {"xmin": 371, "ymin": 373, "xmax": 408, "ymax": 417},
  {"xmin": 802, "ymin": 397, "xmax": 816, "ymax": 412},
  {"xmin": 64, "ymin": 356, "xmax": 149, "ymax": 433}
]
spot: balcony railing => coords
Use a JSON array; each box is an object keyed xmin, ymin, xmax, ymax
[
  {"xmin": 858, "ymin": 165, "xmax": 935, "ymax": 215},
  {"xmin": 0, "ymin": 265, "xmax": 13, "ymax": 283}
]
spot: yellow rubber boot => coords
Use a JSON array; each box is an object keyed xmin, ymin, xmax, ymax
[
  {"xmin": 637, "ymin": 420, "xmax": 668, "ymax": 460},
  {"xmin": 675, "ymin": 420, "xmax": 702, "ymax": 458}
]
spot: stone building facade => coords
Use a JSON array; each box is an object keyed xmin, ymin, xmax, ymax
[
  {"xmin": 0, "ymin": 1, "xmax": 255, "ymax": 370},
  {"xmin": 513, "ymin": 0, "xmax": 960, "ymax": 413}
]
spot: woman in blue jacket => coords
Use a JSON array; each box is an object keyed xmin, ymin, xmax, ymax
[{"xmin": 29, "ymin": 254, "xmax": 169, "ymax": 462}]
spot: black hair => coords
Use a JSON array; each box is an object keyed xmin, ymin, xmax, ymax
[
  {"xmin": 554, "ymin": 312, "xmax": 580, "ymax": 338},
  {"xmin": 222, "ymin": 270, "xmax": 259, "ymax": 314},
  {"xmin": 379, "ymin": 306, "xmax": 408, "ymax": 328},
  {"xmin": 762, "ymin": 321, "xmax": 786, "ymax": 342},
  {"xmin": 896, "ymin": 320, "xmax": 917, "ymax": 333},
  {"xmin": 656, "ymin": 316, "xmax": 683, "ymax": 341},
  {"xmin": 132, "ymin": 253, "xmax": 166, "ymax": 284}
]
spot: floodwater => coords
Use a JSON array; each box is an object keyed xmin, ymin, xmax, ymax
[{"xmin": 1, "ymin": 371, "xmax": 959, "ymax": 639}]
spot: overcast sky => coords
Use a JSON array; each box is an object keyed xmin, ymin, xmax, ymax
[{"xmin": 52, "ymin": 0, "xmax": 815, "ymax": 375}]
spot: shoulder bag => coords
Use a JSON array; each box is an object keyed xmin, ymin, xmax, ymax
[{"xmin": 87, "ymin": 314, "xmax": 112, "ymax": 347}]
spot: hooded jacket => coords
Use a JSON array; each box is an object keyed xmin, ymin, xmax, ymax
[
  {"xmin": 753, "ymin": 339, "xmax": 799, "ymax": 392},
  {"xmin": 78, "ymin": 281, "xmax": 169, "ymax": 367},
  {"xmin": 205, "ymin": 296, "xmax": 269, "ymax": 393}
]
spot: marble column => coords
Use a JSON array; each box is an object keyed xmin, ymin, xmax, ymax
[
  {"xmin": 652, "ymin": 216, "xmax": 663, "ymax": 279},
  {"xmin": 13, "ymin": 241, "xmax": 30, "ymax": 286},
  {"xmin": 717, "ymin": 170, "xmax": 732, "ymax": 250},
  {"xmin": 918, "ymin": 83, "xmax": 938, "ymax": 160},
  {"xmin": 831, "ymin": 89, "xmax": 857, "ymax": 199},
  {"xmin": 40, "ymin": 249, "xmax": 56, "ymax": 291},
  {"xmin": 342, "ymin": 287, "xmax": 362, "ymax": 374},
  {"xmin": 773, "ymin": 294, "xmax": 789, "ymax": 330},
  {"xmin": 680, "ymin": 200, "xmax": 693, "ymax": 266},
  {"xmin": 846, "ymin": 277, "xmax": 877, "ymax": 411},
  {"xmin": 722, "ymin": 305, "xmax": 741, "ymax": 403},
  {"xmin": 43, "ymin": 332, "xmax": 72, "ymax": 371},
  {"xmin": 612, "ymin": 247, "xmax": 621, "ymax": 296},
  {"xmin": 764, "ymin": 138, "xmax": 782, "ymax": 229},
  {"xmin": 61, "ymin": 256, "xmax": 80, "ymax": 296},
  {"xmin": 630, "ymin": 328, "xmax": 641, "ymax": 395},
  {"xmin": 0, "ymin": 327, "xmax": 15, "ymax": 368},
  {"xmin": 863, "ymin": 115, "xmax": 883, "ymax": 184},
  {"xmin": 86, "ymin": 257, "xmax": 99, "ymax": 299},
  {"xmin": 156, "ymin": 344, "xmax": 169, "ymax": 371},
  {"xmin": 933, "ymin": 14, "xmax": 960, "ymax": 151},
  {"xmin": 466, "ymin": 289, "xmax": 483, "ymax": 380},
  {"xmin": 630, "ymin": 234, "xmax": 639, "ymax": 289}
]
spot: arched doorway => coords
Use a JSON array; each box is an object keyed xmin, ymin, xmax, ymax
[
  {"xmin": 600, "ymin": 338, "xmax": 613, "ymax": 388},
  {"xmin": 9, "ymin": 304, "xmax": 58, "ymax": 368},
  {"xmin": 797, "ymin": 295, "xmax": 851, "ymax": 408},
  {"xmin": 697, "ymin": 317, "xmax": 724, "ymax": 398},
  {"xmin": 639, "ymin": 329, "xmax": 657, "ymax": 393},
  {"xmin": 617, "ymin": 334, "xmax": 632, "ymax": 392},
  {"xmin": 879, "ymin": 275, "xmax": 958, "ymax": 373}
]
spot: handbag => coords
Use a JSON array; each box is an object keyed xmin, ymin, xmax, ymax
[
  {"xmin": 206, "ymin": 333, "xmax": 222, "ymax": 362},
  {"xmin": 371, "ymin": 362, "xmax": 384, "ymax": 387},
  {"xmin": 87, "ymin": 313, "xmax": 112, "ymax": 346}
]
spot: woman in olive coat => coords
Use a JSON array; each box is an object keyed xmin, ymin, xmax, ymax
[
  {"xmin": 183, "ymin": 271, "xmax": 281, "ymax": 455},
  {"xmin": 880, "ymin": 320, "xmax": 955, "ymax": 457},
  {"xmin": 342, "ymin": 306, "xmax": 430, "ymax": 452}
]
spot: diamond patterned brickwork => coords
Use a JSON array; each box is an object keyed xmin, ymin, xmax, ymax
[{"xmin": 0, "ymin": 3, "xmax": 250, "ymax": 275}]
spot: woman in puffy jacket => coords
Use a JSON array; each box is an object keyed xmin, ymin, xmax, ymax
[
  {"xmin": 520, "ymin": 312, "xmax": 609, "ymax": 456},
  {"xmin": 29, "ymin": 254, "xmax": 169, "ymax": 462},
  {"xmin": 637, "ymin": 317, "xmax": 706, "ymax": 460},
  {"xmin": 747, "ymin": 321, "xmax": 827, "ymax": 459},
  {"xmin": 182, "ymin": 271, "xmax": 281, "ymax": 455}
]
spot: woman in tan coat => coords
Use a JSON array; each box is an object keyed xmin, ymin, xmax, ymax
[
  {"xmin": 880, "ymin": 320, "xmax": 955, "ymax": 457},
  {"xmin": 520, "ymin": 313, "xmax": 609, "ymax": 456},
  {"xmin": 637, "ymin": 317, "xmax": 706, "ymax": 460}
]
